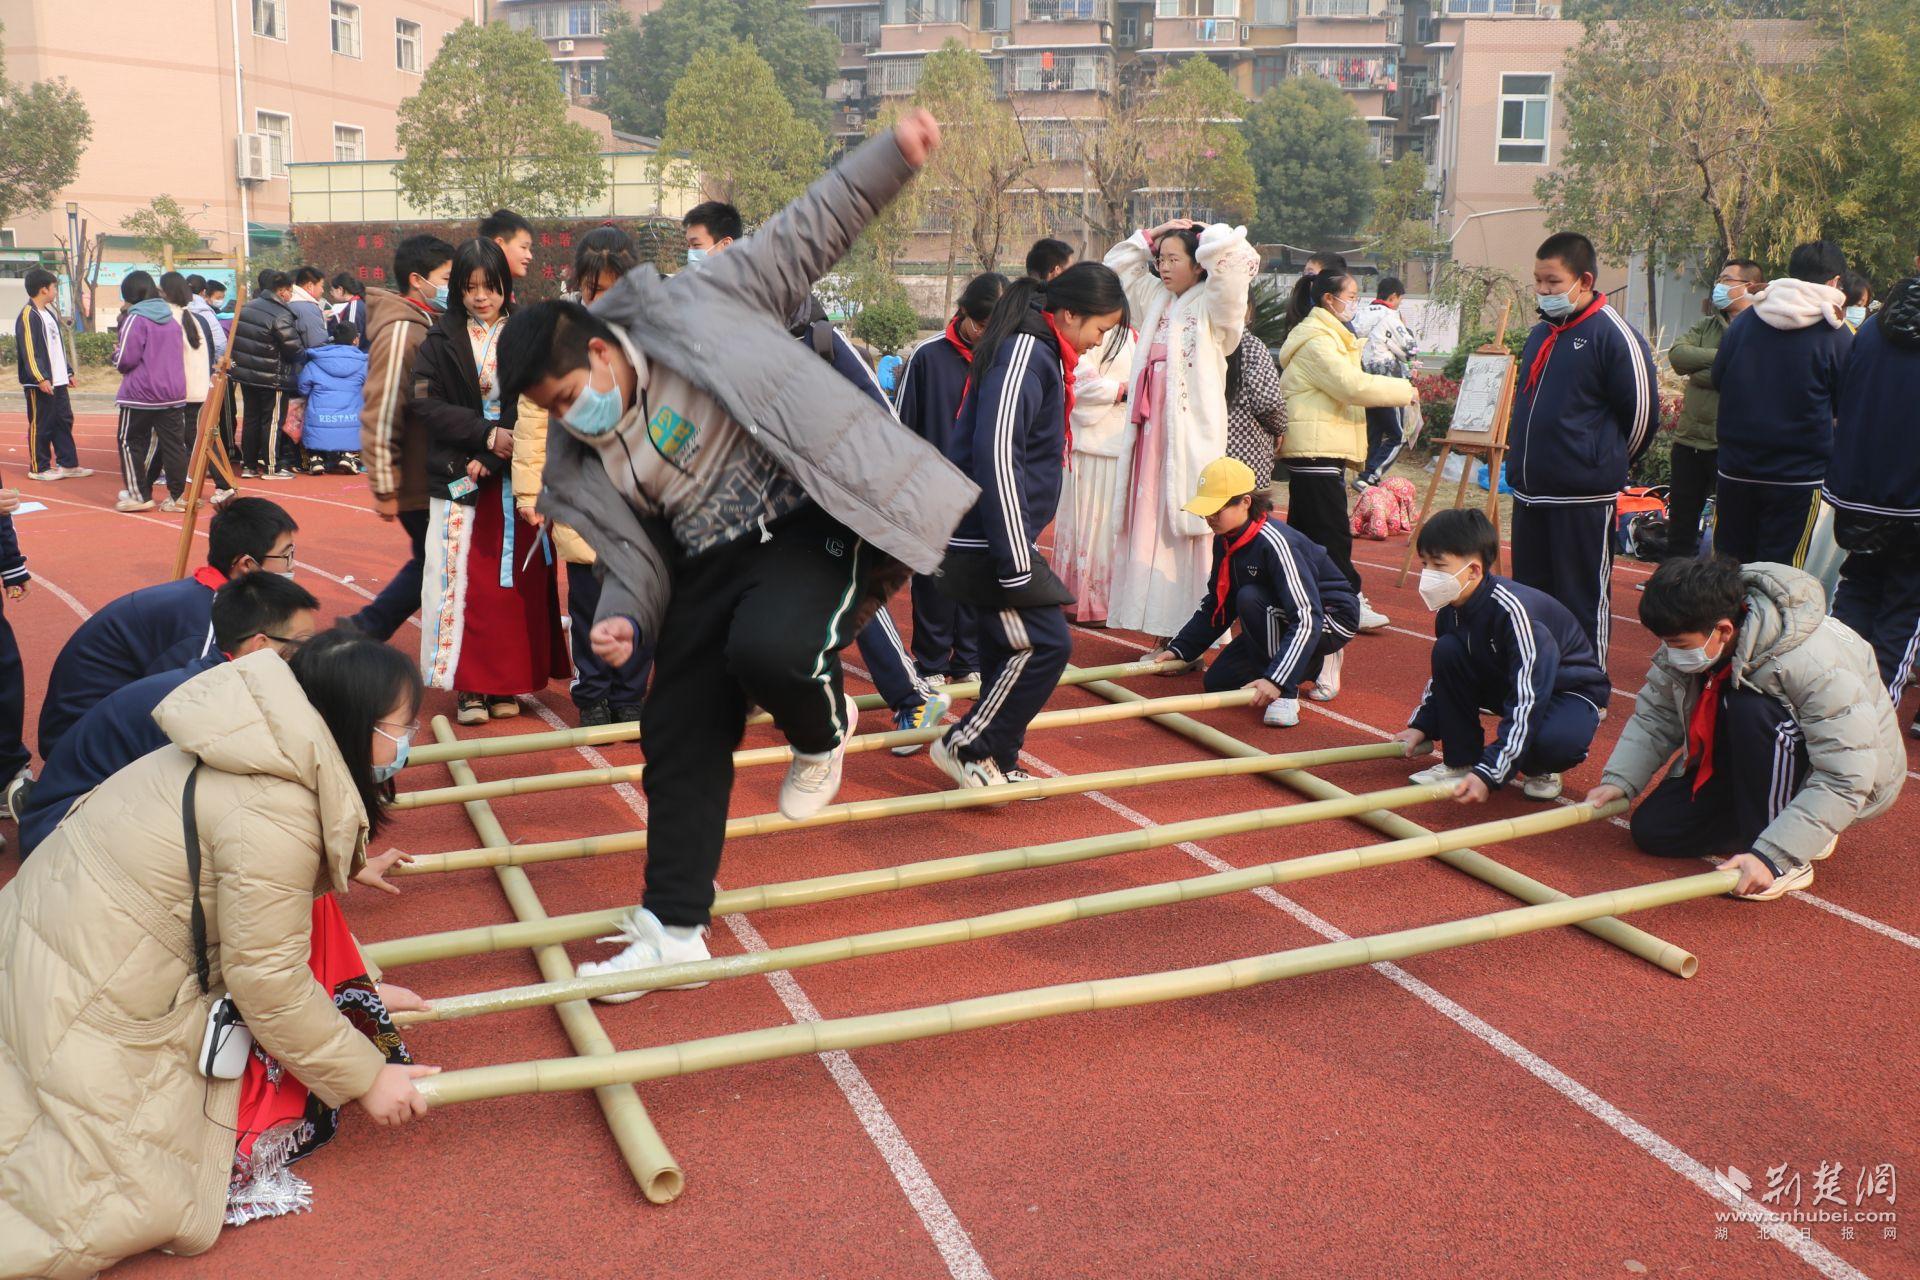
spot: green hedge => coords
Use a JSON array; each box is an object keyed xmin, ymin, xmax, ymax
[{"xmin": 0, "ymin": 331, "xmax": 117, "ymax": 368}]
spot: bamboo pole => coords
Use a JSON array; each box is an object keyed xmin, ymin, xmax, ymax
[
  {"xmin": 171, "ymin": 355, "xmax": 236, "ymax": 580},
  {"xmin": 1075, "ymin": 673, "xmax": 1701, "ymax": 978},
  {"xmin": 398, "ymin": 741, "xmax": 1408, "ymax": 876},
  {"xmin": 365, "ymin": 780, "xmax": 1446, "ymax": 970},
  {"xmin": 392, "ymin": 688, "xmax": 1258, "ymax": 811},
  {"xmin": 406, "ymin": 659, "xmax": 1185, "ymax": 766},
  {"xmin": 427, "ymin": 717, "xmax": 684, "ymax": 1203},
  {"xmin": 399, "ymin": 797, "xmax": 1630, "ymax": 1024},
  {"xmin": 415, "ymin": 868, "xmax": 1735, "ymax": 1107}
]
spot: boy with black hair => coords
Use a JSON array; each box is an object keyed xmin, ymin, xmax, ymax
[
  {"xmin": 1149, "ymin": 457, "xmax": 1358, "ymax": 728},
  {"xmin": 1585, "ymin": 556, "xmax": 1903, "ymax": 900},
  {"xmin": 499, "ymin": 111, "xmax": 963, "ymax": 996},
  {"xmin": 1026, "ymin": 237, "xmax": 1075, "ymax": 283},
  {"xmin": 1709, "ymin": 239, "xmax": 1853, "ymax": 566},
  {"xmin": 18, "ymin": 572, "xmax": 320, "ymax": 856},
  {"xmin": 349, "ymin": 233, "xmax": 456, "ymax": 640},
  {"xmin": 37, "ymin": 496, "xmax": 298, "ymax": 762},
  {"xmin": 183, "ymin": 274, "xmax": 229, "ymax": 362},
  {"xmin": 229, "ymin": 269, "xmax": 305, "ymax": 479},
  {"xmin": 14, "ymin": 267, "xmax": 90, "ymax": 482},
  {"xmin": 1393, "ymin": 508, "xmax": 1611, "ymax": 803},
  {"xmin": 1507, "ymin": 231, "xmax": 1658, "ymax": 665},
  {"xmin": 681, "ymin": 201, "xmax": 744, "ymax": 261},
  {"xmin": 480, "ymin": 208, "xmax": 534, "ymax": 279},
  {"xmin": 1352, "ymin": 275, "xmax": 1416, "ymax": 489}
]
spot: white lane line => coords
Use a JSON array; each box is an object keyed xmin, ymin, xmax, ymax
[{"xmin": 25, "ymin": 572, "xmax": 93, "ymax": 621}]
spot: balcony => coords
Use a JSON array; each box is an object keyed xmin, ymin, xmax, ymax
[
  {"xmin": 1291, "ymin": 49, "xmax": 1397, "ymax": 89},
  {"xmin": 1005, "ymin": 51, "xmax": 1113, "ymax": 91},
  {"xmin": 1025, "ymin": 0, "xmax": 1110, "ymax": 19},
  {"xmin": 1146, "ymin": 15, "xmax": 1245, "ymax": 49},
  {"xmin": 1443, "ymin": 0, "xmax": 1543, "ymax": 12},
  {"xmin": 1302, "ymin": 0, "xmax": 1375, "ymax": 15},
  {"xmin": 882, "ymin": 0, "xmax": 969, "ymax": 23}
]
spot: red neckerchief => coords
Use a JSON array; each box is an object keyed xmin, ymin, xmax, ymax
[
  {"xmin": 1210, "ymin": 515, "xmax": 1267, "ymax": 626},
  {"xmin": 1041, "ymin": 310, "xmax": 1079, "ymax": 458},
  {"xmin": 1686, "ymin": 663, "xmax": 1733, "ymax": 797},
  {"xmin": 404, "ymin": 297, "xmax": 437, "ymax": 320},
  {"xmin": 942, "ymin": 317, "xmax": 972, "ymax": 363},
  {"xmin": 193, "ymin": 565, "xmax": 229, "ymax": 591},
  {"xmin": 1523, "ymin": 291, "xmax": 1608, "ymax": 393}
]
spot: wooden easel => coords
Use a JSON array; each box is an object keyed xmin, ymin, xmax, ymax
[
  {"xmin": 1398, "ymin": 301, "xmax": 1520, "ymax": 584},
  {"xmin": 171, "ymin": 354, "xmax": 244, "ymax": 579}
]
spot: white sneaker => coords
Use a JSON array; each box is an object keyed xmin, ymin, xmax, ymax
[
  {"xmin": 1410, "ymin": 761, "xmax": 1473, "ymax": 786},
  {"xmin": 779, "ymin": 691, "xmax": 859, "ymax": 820},
  {"xmin": 1357, "ymin": 595, "xmax": 1390, "ymax": 632},
  {"xmin": 1519, "ymin": 772, "xmax": 1564, "ymax": 801},
  {"xmin": 1263, "ymin": 697, "xmax": 1300, "ymax": 727},
  {"xmin": 890, "ymin": 690, "xmax": 952, "ymax": 757},
  {"xmin": 576, "ymin": 907, "xmax": 711, "ymax": 1003},
  {"xmin": 1002, "ymin": 766, "xmax": 1047, "ymax": 801},
  {"xmin": 1810, "ymin": 836, "xmax": 1837, "ymax": 862},
  {"xmin": 930, "ymin": 732, "xmax": 1011, "ymax": 802},
  {"xmin": 1734, "ymin": 861, "xmax": 1814, "ymax": 902},
  {"xmin": 923, "ymin": 673, "xmax": 948, "ymax": 688},
  {"xmin": 1309, "ymin": 650, "xmax": 1342, "ymax": 703}
]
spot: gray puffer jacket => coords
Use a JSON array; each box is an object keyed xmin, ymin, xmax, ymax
[
  {"xmin": 538, "ymin": 132, "xmax": 979, "ymax": 647},
  {"xmin": 1601, "ymin": 563, "xmax": 1905, "ymax": 871}
]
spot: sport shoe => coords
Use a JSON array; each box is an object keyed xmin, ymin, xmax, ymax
[
  {"xmin": 307, "ymin": 457, "xmax": 327, "ymax": 475},
  {"xmin": 930, "ymin": 732, "xmax": 1010, "ymax": 801},
  {"xmin": 239, "ymin": 467, "xmax": 260, "ymax": 480},
  {"xmin": 4, "ymin": 769, "xmax": 33, "ymax": 822},
  {"xmin": 1002, "ymin": 766, "xmax": 1047, "ymax": 801},
  {"xmin": 1352, "ymin": 474, "xmax": 1376, "ymax": 493},
  {"xmin": 961, "ymin": 671, "xmax": 981, "ymax": 685},
  {"xmin": 489, "ymin": 697, "xmax": 521, "ymax": 719},
  {"xmin": 611, "ymin": 702, "xmax": 644, "ymax": 726},
  {"xmin": 577, "ymin": 699, "xmax": 612, "ymax": 728},
  {"xmin": 1309, "ymin": 650, "xmax": 1342, "ymax": 703},
  {"xmin": 576, "ymin": 907, "xmax": 711, "ymax": 1003},
  {"xmin": 1519, "ymin": 772, "xmax": 1563, "ymax": 801},
  {"xmin": 157, "ymin": 498, "xmax": 187, "ymax": 513},
  {"xmin": 1357, "ymin": 594, "xmax": 1390, "ymax": 632},
  {"xmin": 264, "ymin": 469, "xmax": 296, "ymax": 482},
  {"xmin": 1733, "ymin": 861, "xmax": 1814, "ymax": 902},
  {"xmin": 455, "ymin": 692, "xmax": 488, "ymax": 725},
  {"xmin": 1810, "ymin": 836, "xmax": 1837, "ymax": 862},
  {"xmin": 779, "ymin": 691, "xmax": 858, "ymax": 820},
  {"xmin": 114, "ymin": 495, "xmax": 155, "ymax": 513},
  {"xmin": 25, "ymin": 469, "xmax": 62, "ymax": 482},
  {"xmin": 1410, "ymin": 761, "xmax": 1473, "ymax": 786},
  {"xmin": 1263, "ymin": 697, "xmax": 1300, "ymax": 727},
  {"xmin": 923, "ymin": 673, "xmax": 949, "ymax": 688},
  {"xmin": 890, "ymin": 691, "xmax": 951, "ymax": 757},
  {"xmin": 61, "ymin": 466, "xmax": 93, "ymax": 478}
]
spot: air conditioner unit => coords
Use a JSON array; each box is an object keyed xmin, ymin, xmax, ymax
[
  {"xmin": 236, "ymin": 133, "xmax": 271, "ymax": 183},
  {"xmin": 991, "ymin": 34, "xmax": 1008, "ymax": 48},
  {"xmin": 1116, "ymin": 31, "xmax": 1136, "ymax": 46},
  {"xmin": 846, "ymin": 109, "xmax": 865, "ymax": 126},
  {"xmin": 557, "ymin": 38, "xmax": 575, "ymax": 52}
]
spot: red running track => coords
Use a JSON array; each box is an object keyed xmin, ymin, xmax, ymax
[{"xmin": 4, "ymin": 412, "xmax": 1916, "ymax": 1280}]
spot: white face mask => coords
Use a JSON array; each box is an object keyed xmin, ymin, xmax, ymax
[
  {"xmin": 1662, "ymin": 637, "xmax": 1721, "ymax": 673},
  {"xmin": 1419, "ymin": 565, "xmax": 1468, "ymax": 611}
]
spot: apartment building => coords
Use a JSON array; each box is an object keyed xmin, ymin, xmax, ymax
[{"xmin": 2, "ymin": 1, "xmax": 478, "ymax": 262}]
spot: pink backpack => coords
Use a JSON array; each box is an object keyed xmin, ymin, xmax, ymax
[{"xmin": 1351, "ymin": 477, "xmax": 1417, "ymax": 540}]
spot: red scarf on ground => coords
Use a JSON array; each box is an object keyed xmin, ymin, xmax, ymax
[
  {"xmin": 1686, "ymin": 664, "xmax": 1732, "ymax": 797},
  {"xmin": 1523, "ymin": 291, "xmax": 1608, "ymax": 393},
  {"xmin": 1210, "ymin": 514, "xmax": 1267, "ymax": 625}
]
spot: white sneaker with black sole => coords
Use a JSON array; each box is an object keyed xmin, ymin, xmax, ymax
[
  {"xmin": 930, "ymin": 733, "xmax": 1011, "ymax": 803},
  {"xmin": 779, "ymin": 691, "xmax": 860, "ymax": 820},
  {"xmin": 1357, "ymin": 594, "xmax": 1390, "ymax": 632},
  {"xmin": 1002, "ymin": 766, "xmax": 1047, "ymax": 800},
  {"xmin": 1519, "ymin": 772, "xmax": 1563, "ymax": 801},
  {"xmin": 1409, "ymin": 761, "xmax": 1473, "ymax": 787},
  {"xmin": 1263, "ymin": 697, "xmax": 1300, "ymax": 727},
  {"xmin": 576, "ymin": 907, "xmax": 711, "ymax": 1003}
]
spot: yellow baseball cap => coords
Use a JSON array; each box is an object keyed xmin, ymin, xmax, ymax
[{"xmin": 1182, "ymin": 456, "xmax": 1259, "ymax": 517}]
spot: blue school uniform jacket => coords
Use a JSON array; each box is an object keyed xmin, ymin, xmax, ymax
[
  {"xmin": 297, "ymin": 342, "xmax": 368, "ymax": 452},
  {"xmin": 1710, "ymin": 305, "xmax": 1851, "ymax": 486},
  {"xmin": 895, "ymin": 326, "xmax": 975, "ymax": 457},
  {"xmin": 1823, "ymin": 299, "xmax": 1920, "ymax": 524},
  {"xmin": 1166, "ymin": 517, "xmax": 1359, "ymax": 690},
  {"xmin": 946, "ymin": 308, "xmax": 1067, "ymax": 592},
  {"xmin": 38, "ymin": 576, "xmax": 218, "ymax": 762},
  {"xmin": 20, "ymin": 655, "xmax": 221, "ymax": 857},
  {"xmin": 1408, "ymin": 574, "xmax": 1612, "ymax": 789},
  {"xmin": 1507, "ymin": 298, "xmax": 1657, "ymax": 504}
]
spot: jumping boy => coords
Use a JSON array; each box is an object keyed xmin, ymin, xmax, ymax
[
  {"xmin": 1507, "ymin": 232, "xmax": 1658, "ymax": 664},
  {"xmin": 499, "ymin": 111, "xmax": 968, "ymax": 996},
  {"xmin": 1584, "ymin": 556, "xmax": 1904, "ymax": 900},
  {"xmin": 1393, "ymin": 508, "xmax": 1611, "ymax": 803},
  {"xmin": 1149, "ymin": 457, "xmax": 1358, "ymax": 728}
]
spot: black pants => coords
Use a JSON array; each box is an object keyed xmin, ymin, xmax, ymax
[
  {"xmin": 943, "ymin": 603, "xmax": 1071, "ymax": 769},
  {"xmin": 219, "ymin": 378, "xmax": 240, "ymax": 460},
  {"xmin": 1665, "ymin": 443, "xmax": 1717, "ymax": 559},
  {"xmin": 0, "ymin": 595, "xmax": 25, "ymax": 783},
  {"xmin": 1629, "ymin": 687, "xmax": 1807, "ymax": 868},
  {"xmin": 1832, "ymin": 548, "xmax": 1920, "ymax": 702},
  {"xmin": 1420, "ymin": 631, "xmax": 1601, "ymax": 777},
  {"xmin": 25, "ymin": 386, "xmax": 77, "ymax": 472},
  {"xmin": 350, "ymin": 507, "xmax": 431, "ymax": 641},
  {"xmin": 565, "ymin": 559, "xmax": 651, "ymax": 709},
  {"xmin": 855, "ymin": 609, "xmax": 933, "ymax": 714},
  {"xmin": 1285, "ymin": 457, "xmax": 1361, "ymax": 593},
  {"xmin": 1510, "ymin": 497, "xmax": 1615, "ymax": 666},
  {"xmin": 239, "ymin": 385, "xmax": 293, "ymax": 473},
  {"xmin": 1202, "ymin": 581, "xmax": 1356, "ymax": 698},
  {"xmin": 117, "ymin": 405, "xmax": 186, "ymax": 500},
  {"xmin": 911, "ymin": 572, "xmax": 978, "ymax": 678},
  {"xmin": 145, "ymin": 402, "xmax": 203, "ymax": 491},
  {"xmin": 1711, "ymin": 475, "xmax": 1819, "ymax": 567},
  {"xmin": 640, "ymin": 505, "xmax": 872, "ymax": 926},
  {"xmin": 1359, "ymin": 406, "xmax": 1404, "ymax": 483}
]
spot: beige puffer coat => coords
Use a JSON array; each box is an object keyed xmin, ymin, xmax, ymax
[{"xmin": 0, "ymin": 653, "xmax": 386, "ymax": 1279}]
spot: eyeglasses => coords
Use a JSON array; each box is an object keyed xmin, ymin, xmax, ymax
[
  {"xmin": 261, "ymin": 544, "xmax": 296, "ymax": 565},
  {"xmin": 377, "ymin": 718, "xmax": 422, "ymax": 738},
  {"xmin": 262, "ymin": 633, "xmax": 310, "ymax": 650}
]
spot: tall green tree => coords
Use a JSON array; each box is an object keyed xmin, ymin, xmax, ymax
[
  {"xmin": 599, "ymin": 0, "xmax": 836, "ymax": 139},
  {"xmin": 395, "ymin": 20, "xmax": 606, "ymax": 218},
  {"xmin": 1810, "ymin": 0, "xmax": 1919, "ymax": 284},
  {"xmin": 1363, "ymin": 154, "xmax": 1444, "ymax": 279},
  {"xmin": 660, "ymin": 44, "xmax": 825, "ymax": 225},
  {"xmin": 1243, "ymin": 76, "xmax": 1376, "ymax": 247},
  {"xmin": 910, "ymin": 42, "xmax": 1037, "ymax": 286},
  {"xmin": 0, "ymin": 24, "xmax": 93, "ymax": 226},
  {"xmin": 1148, "ymin": 59, "xmax": 1255, "ymax": 225},
  {"xmin": 123, "ymin": 195, "xmax": 204, "ymax": 264}
]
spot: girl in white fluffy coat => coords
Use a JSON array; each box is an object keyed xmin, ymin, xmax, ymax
[
  {"xmin": 1103, "ymin": 219, "xmax": 1259, "ymax": 638},
  {"xmin": 1054, "ymin": 324, "xmax": 1138, "ymax": 623}
]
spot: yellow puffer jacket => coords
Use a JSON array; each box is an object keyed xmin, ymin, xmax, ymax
[
  {"xmin": 1277, "ymin": 305, "xmax": 1416, "ymax": 466},
  {"xmin": 511, "ymin": 396, "xmax": 595, "ymax": 565}
]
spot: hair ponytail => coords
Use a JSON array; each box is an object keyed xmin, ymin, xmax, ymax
[
  {"xmin": 973, "ymin": 262, "xmax": 1130, "ymax": 374},
  {"xmin": 969, "ymin": 277, "xmax": 1043, "ymax": 377},
  {"xmin": 1307, "ymin": 271, "xmax": 1355, "ymax": 312},
  {"xmin": 160, "ymin": 270, "xmax": 202, "ymax": 351}
]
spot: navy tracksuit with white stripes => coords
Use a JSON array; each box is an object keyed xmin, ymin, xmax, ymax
[
  {"xmin": 1166, "ymin": 517, "xmax": 1359, "ymax": 697},
  {"xmin": 1507, "ymin": 298, "xmax": 1657, "ymax": 665},
  {"xmin": 941, "ymin": 312, "xmax": 1073, "ymax": 769},
  {"xmin": 1407, "ymin": 574, "xmax": 1611, "ymax": 789},
  {"xmin": 895, "ymin": 327, "xmax": 980, "ymax": 679}
]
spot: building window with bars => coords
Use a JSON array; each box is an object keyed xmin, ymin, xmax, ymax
[
  {"xmin": 333, "ymin": 125, "xmax": 366, "ymax": 162},
  {"xmin": 253, "ymin": 0, "xmax": 286, "ymax": 40},
  {"xmin": 873, "ymin": 58, "xmax": 926, "ymax": 95},
  {"xmin": 1028, "ymin": 0, "xmax": 1099, "ymax": 20},
  {"xmin": 1496, "ymin": 72, "xmax": 1550, "ymax": 163},
  {"xmin": 256, "ymin": 110, "xmax": 292, "ymax": 176},
  {"xmin": 882, "ymin": 0, "xmax": 966, "ymax": 22},
  {"xmin": 330, "ymin": 2, "xmax": 361, "ymax": 57},
  {"xmin": 1252, "ymin": 0, "xmax": 1290, "ymax": 22},
  {"xmin": 1011, "ymin": 52, "xmax": 1110, "ymax": 92},
  {"xmin": 396, "ymin": 19, "xmax": 422, "ymax": 72}
]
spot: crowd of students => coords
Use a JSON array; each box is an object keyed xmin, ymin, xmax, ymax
[{"xmin": 0, "ymin": 98, "xmax": 1915, "ymax": 1273}]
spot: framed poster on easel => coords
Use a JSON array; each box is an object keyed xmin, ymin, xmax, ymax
[{"xmin": 1398, "ymin": 301, "xmax": 1521, "ymax": 584}]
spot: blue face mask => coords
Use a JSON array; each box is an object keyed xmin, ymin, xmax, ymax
[
  {"xmin": 1536, "ymin": 289, "xmax": 1576, "ymax": 321},
  {"xmin": 1845, "ymin": 305, "xmax": 1866, "ymax": 329},
  {"xmin": 371, "ymin": 727, "xmax": 412, "ymax": 785},
  {"xmin": 684, "ymin": 247, "xmax": 708, "ymax": 268},
  {"xmin": 1710, "ymin": 283, "xmax": 1735, "ymax": 311},
  {"xmin": 429, "ymin": 282, "xmax": 450, "ymax": 311},
  {"xmin": 561, "ymin": 354, "xmax": 625, "ymax": 438}
]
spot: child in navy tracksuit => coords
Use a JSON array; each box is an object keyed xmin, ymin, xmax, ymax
[
  {"xmin": 931, "ymin": 266, "xmax": 1128, "ymax": 790},
  {"xmin": 1710, "ymin": 241, "xmax": 1853, "ymax": 567},
  {"xmin": 895, "ymin": 272, "xmax": 1008, "ymax": 683},
  {"xmin": 1826, "ymin": 276, "xmax": 1920, "ymax": 712},
  {"xmin": 1396, "ymin": 508, "xmax": 1611, "ymax": 802},
  {"xmin": 1507, "ymin": 233, "xmax": 1657, "ymax": 666},
  {"xmin": 1150, "ymin": 456, "xmax": 1358, "ymax": 728}
]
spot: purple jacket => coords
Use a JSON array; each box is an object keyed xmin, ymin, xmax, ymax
[{"xmin": 114, "ymin": 300, "xmax": 187, "ymax": 408}]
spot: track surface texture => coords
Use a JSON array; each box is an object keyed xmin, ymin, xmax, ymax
[{"xmin": 4, "ymin": 413, "xmax": 1915, "ymax": 1280}]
